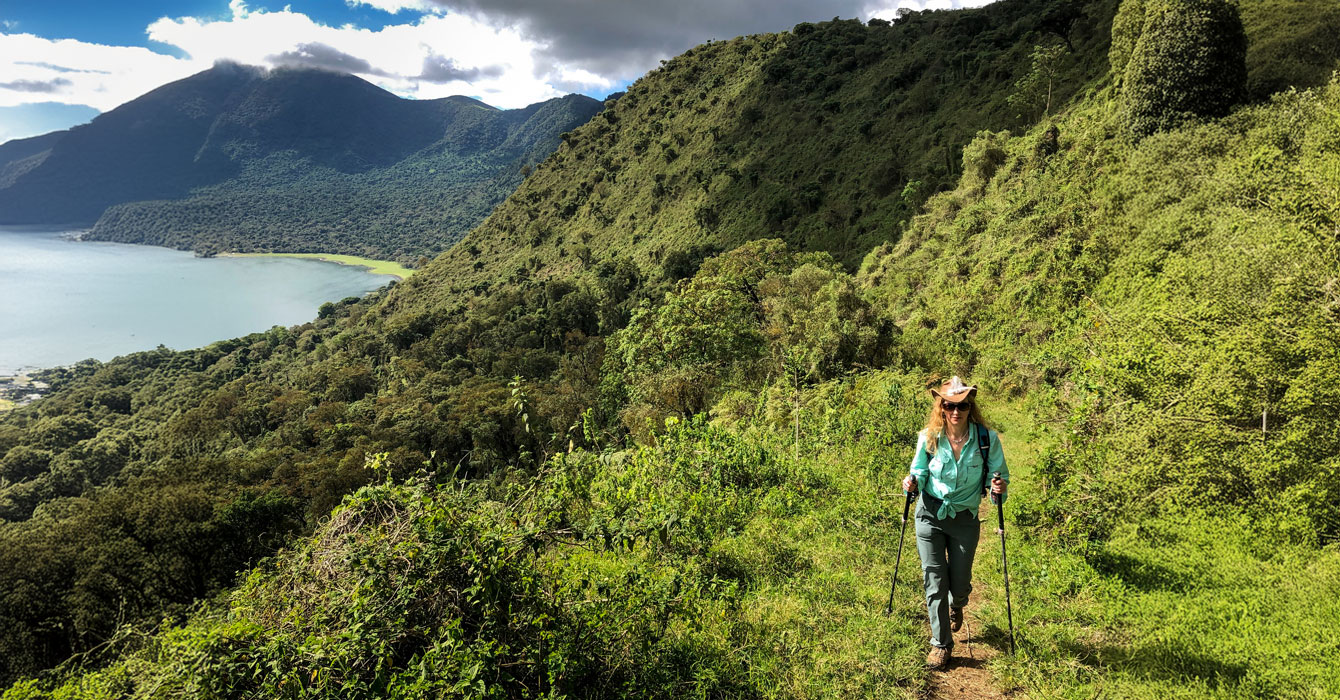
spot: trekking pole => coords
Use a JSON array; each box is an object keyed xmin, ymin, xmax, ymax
[
  {"xmin": 990, "ymin": 472, "xmax": 1016, "ymax": 654},
  {"xmin": 886, "ymin": 485, "xmax": 916, "ymax": 614}
]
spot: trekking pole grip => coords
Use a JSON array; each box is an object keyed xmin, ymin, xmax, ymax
[{"xmin": 990, "ymin": 471, "xmax": 1003, "ymax": 534}]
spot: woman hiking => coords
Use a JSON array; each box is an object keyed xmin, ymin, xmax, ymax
[{"xmin": 900, "ymin": 376, "xmax": 1009, "ymax": 669}]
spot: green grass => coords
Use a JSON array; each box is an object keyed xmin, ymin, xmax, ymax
[
  {"xmin": 225, "ymin": 252, "xmax": 415, "ymax": 280},
  {"xmin": 945, "ymin": 396, "xmax": 1340, "ymax": 699},
  {"xmin": 993, "ymin": 512, "xmax": 1340, "ymax": 699}
]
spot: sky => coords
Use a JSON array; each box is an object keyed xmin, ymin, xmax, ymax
[{"xmin": 0, "ymin": 0, "xmax": 996, "ymax": 144}]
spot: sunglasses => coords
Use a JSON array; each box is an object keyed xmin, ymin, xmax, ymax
[{"xmin": 943, "ymin": 401, "xmax": 971, "ymax": 413}]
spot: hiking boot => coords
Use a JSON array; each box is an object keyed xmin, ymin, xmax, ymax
[
  {"xmin": 925, "ymin": 646, "xmax": 951, "ymax": 669},
  {"xmin": 949, "ymin": 606, "xmax": 963, "ymax": 632}
]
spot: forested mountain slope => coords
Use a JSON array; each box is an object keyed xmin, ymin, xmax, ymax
[
  {"xmin": 0, "ymin": 64, "xmax": 601, "ymax": 261},
  {"xmin": 397, "ymin": 0, "xmax": 1117, "ymax": 306},
  {"xmin": 2, "ymin": 0, "xmax": 1340, "ymax": 695}
]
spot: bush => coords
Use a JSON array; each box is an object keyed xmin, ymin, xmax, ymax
[
  {"xmin": 1108, "ymin": 0, "xmax": 1147, "ymax": 81},
  {"xmin": 1121, "ymin": 0, "xmax": 1247, "ymax": 137}
]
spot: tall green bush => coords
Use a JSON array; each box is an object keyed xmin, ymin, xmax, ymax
[
  {"xmin": 1121, "ymin": 0, "xmax": 1247, "ymax": 137},
  {"xmin": 1108, "ymin": 0, "xmax": 1147, "ymax": 82}
]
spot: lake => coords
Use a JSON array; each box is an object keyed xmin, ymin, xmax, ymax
[{"xmin": 0, "ymin": 227, "xmax": 391, "ymax": 375}]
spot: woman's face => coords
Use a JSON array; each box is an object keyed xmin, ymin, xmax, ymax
[{"xmin": 942, "ymin": 399, "xmax": 969, "ymax": 428}]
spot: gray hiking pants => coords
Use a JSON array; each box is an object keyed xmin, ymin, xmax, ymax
[{"xmin": 914, "ymin": 500, "xmax": 980, "ymax": 649}]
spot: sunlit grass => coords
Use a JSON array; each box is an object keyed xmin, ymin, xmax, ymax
[{"xmin": 226, "ymin": 252, "xmax": 415, "ymax": 279}]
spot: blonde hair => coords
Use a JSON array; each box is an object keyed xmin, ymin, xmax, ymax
[{"xmin": 923, "ymin": 389, "xmax": 989, "ymax": 454}]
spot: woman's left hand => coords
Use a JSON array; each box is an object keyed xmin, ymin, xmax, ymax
[{"xmin": 990, "ymin": 476, "xmax": 1006, "ymax": 495}]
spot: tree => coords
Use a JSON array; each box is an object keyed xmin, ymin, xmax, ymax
[
  {"xmin": 1041, "ymin": 0, "xmax": 1084, "ymax": 53},
  {"xmin": 1007, "ymin": 44, "xmax": 1067, "ymax": 123},
  {"xmin": 1121, "ymin": 0, "xmax": 1247, "ymax": 138}
]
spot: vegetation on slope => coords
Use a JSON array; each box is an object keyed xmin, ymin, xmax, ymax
[
  {"xmin": 9, "ymin": 374, "xmax": 1339, "ymax": 699},
  {"xmin": 862, "ymin": 59, "xmax": 1340, "ymax": 547},
  {"xmin": 2, "ymin": 0, "xmax": 1340, "ymax": 694},
  {"xmin": 393, "ymin": 0, "xmax": 1116, "ymax": 305}
]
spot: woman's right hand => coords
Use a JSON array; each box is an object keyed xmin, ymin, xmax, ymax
[{"xmin": 902, "ymin": 474, "xmax": 916, "ymax": 494}]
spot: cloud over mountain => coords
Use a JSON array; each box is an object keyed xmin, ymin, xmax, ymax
[
  {"xmin": 416, "ymin": 0, "xmax": 998, "ymax": 76},
  {"xmin": 0, "ymin": 78, "xmax": 71, "ymax": 93},
  {"xmin": 266, "ymin": 43, "xmax": 389, "ymax": 76}
]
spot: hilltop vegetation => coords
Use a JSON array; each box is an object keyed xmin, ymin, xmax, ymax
[
  {"xmin": 403, "ymin": 0, "xmax": 1117, "ymax": 299},
  {"xmin": 0, "ymin": 65, "xmax": 601, "ymax": 262},
  {"xmin": 3, "ymin": 0, "xmax": 1340, "ymax": 695}
]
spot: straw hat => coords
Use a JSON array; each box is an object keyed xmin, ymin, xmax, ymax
[{"xmin": 930, "ymin": 375, "xmax": 977, "ymax": 403}]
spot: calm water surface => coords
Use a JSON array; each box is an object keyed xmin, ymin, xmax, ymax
[{"xmin": 0, "ymin": 227, "xmax": 390, "ymax": 374}]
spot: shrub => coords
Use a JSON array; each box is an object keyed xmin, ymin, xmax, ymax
[
  {"xmin": 1121, "ymin": 0, "xmax": 1247, "ymax": 137},
  {"xmin": 1108, "ymin": 0, "xmax": 1147, "ymax": 81}
]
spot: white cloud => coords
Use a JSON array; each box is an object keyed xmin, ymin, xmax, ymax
[
  {"xmin": 864, "ymin": 0, "xmax": 996, "ymax": 22},
  {"xmin": 0, "ymin": 34, "xmax": 200, "ymax": 110},
  {"xmin": 0, "ymin": 0, "xmax": 613, "ymax": 116}
]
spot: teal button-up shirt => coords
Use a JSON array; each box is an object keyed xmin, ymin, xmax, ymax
[{"xmin": 909, "ymin": 422, "xmax": 1009, "ymax": 520}]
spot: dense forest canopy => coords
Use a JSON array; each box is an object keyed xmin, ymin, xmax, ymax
[{"xmin": 2, "ymin": 0, "xmax": 1340, "ymax": 696}]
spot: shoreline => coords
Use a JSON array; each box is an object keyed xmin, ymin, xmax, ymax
[
  {"xmin": 219, "ymin": 252, "xmax": 414, "ymax": 281},
  {"xmin": 0, "ymin": 373, "xmax": 50, "ymax": 412},
  {"xmin": 2, "ymin": 230, "xmax": 416, "ymax": 281}
]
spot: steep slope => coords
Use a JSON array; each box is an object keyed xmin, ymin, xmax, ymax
[
  {"xmin": 0, "ymin": 132, "xmax": 65, "ymax": 189},
  {"xmin": 0, "ymin": 0, "xmax": 1118, "ymax": 682},
  {"xmin": 396, "ymin": 0, "xmax": 1118, "ymax": 308},
  {"xmin": 0, "ymin": 64, "xmax": 258, "ymax": 222},
  {"xmin": 0, "ymin": 65, "xmax": 601, "ymax": 261}
]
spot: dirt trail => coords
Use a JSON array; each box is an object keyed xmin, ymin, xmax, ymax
[
  {"xmin": 926, "ymin": 604, "xmax": 1009, "ymax": 699},
  {"xmin": 925, "ymin": 511, "xmax": 1013, "ymax": 699}
]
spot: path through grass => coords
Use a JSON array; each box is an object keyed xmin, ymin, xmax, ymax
[{"xmin": 781, "ymin": 383, "xmax": 1340, "ymax": 698}]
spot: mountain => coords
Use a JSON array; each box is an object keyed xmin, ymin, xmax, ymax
[
  {"xmin": 0, "ymin": 63, "xmax": 603, "ymax": 261},
  {"xmin": 3, "ymin": 0, "xmax": 1340, "ymax": 694}
]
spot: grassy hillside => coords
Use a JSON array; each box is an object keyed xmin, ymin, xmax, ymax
[
  {"xmin": 861, "ymin": 65, "xmax": 1340, "ymax": 546},
  {"xmin": 9, "ymin": 374, "xmax": 1339, "ymax": 699},
  {"xmin": 392, "ymin": 0, "xmax": 1117, "ymax": 310},
  {"xmin": 2, "ymin": 0, "xmax": 1340, "ymax": 694}
]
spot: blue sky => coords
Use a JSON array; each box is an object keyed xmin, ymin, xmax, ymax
[
  {"xmin": 0, "ymin": 0, "xmax": 994, "ymax": 144},
  {"xmin": 2, "ymin": 1, "xmax": 420, "ymax": 50}
]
